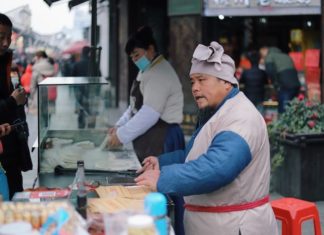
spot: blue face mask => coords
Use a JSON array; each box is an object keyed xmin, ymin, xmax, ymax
[{"xmin": 135, "ymin": 55, "xmax": 151, "ymax": 72}]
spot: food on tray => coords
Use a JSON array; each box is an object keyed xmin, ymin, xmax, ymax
[
  {"xmin": 88, "ymin": 198, "xmax": 144, "ymax": 213},
  {"xmin": 96, "ymin": 185, "xmax": 152, "ymax": 200}
]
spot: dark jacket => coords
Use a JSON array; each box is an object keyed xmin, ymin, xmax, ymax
[
  {"xmin": 240, "ymin": 65, "xmax": 268, "ymax": 105},
  {"xmin": 72, "ymin": 57, "xmax": 90, "ymax": 77},
  {"xmin": 0, "ymin": 51, "xmax": 32, "ymax": 171}
]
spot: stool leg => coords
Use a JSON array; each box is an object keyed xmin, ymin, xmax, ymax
[
  {"xmin": 280, "ymin": 218, "xmax": 291, "ymax": 235},
  {"xmin": 313, "ymin": 214, "xmax": 322, "ymax": 235},
  {"xmin": 281, "ymin": 221, "xmax": 288, "ymax": 235},
  {"xmin": 291, "ymin": 219, "xmax": 302, "ymax": 235}
]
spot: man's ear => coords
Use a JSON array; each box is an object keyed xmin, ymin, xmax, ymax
[
  {"xmin": 148, "ymin": 44, "xmax": 154, "ymax": 52},
  {"xmin": 225, "ymin": 82, "xmax": 233, "ymax": 91},
  {"xmin": 147, "ymin": 45, "xmax": 156, "ymax": 60}
]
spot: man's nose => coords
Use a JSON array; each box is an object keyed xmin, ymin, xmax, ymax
[
  {"xmin": 191, "ymin": 82, "xmax": 200, "ymax": 92},
  {"xmin": 2, "ymin": 38, "xmax": 10, "ymax": 47}
]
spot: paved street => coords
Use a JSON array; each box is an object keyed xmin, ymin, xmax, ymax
[{"xmin": 22, "ymin": 85, "xmax": 324, "ymax": 234}]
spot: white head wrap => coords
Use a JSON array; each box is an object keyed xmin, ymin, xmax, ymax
[{"xmin": 190, "ymin": 41, "xmax": 238, "ymax": 86}]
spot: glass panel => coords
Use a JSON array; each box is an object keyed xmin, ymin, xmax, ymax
[{"xmin": 38, "ymin": 77, "xmax": 140, "ymax": 174}]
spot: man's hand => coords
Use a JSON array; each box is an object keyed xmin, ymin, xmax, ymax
[
  {"xmin": 135, "ymin": 169, "xmax": 160, "ymax": 191},
  {"xmin": 11, "ymin": 87, "xmax": 26, "ymax": 105},
  {"xmin": 136, "ymin": 156, "xmax": 159, "ymax": 174},
  {"xmin": 0, "ymin": 123, "xmax": 11, "ymax": 137},
  {"xmin": 107, "ymin": 132, "xmax": 122, "ymax": 147}
]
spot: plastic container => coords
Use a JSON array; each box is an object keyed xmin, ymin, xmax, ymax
[
  {"xmin": 0, "ymin": 222, "xmax": 33, "ymax": 235},
  {"xmin": 127, "ymin": 214, "xmax": 156, "ymax": 235},
  {"xmin": 144, "ymin": 192, "xmax": 168, "ymax": 235}
]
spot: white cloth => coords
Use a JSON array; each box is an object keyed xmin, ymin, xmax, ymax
[
  {"xmin": 115, "ymin": 106, "xmax": 132, "ymax": 127},
  {"xmin": 30, "ymin": 58, "xmax": 55, "ymax": 96}
]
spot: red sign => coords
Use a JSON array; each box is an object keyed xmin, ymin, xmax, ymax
[
  {"xmin": 305, "ymin": 49, "xmax": 320, "ymax": 68},
  {"xmin": 289, "ymin": 52, "xmax": 304, "ymax": 71},
  {"xmin": 305, "ymin": 67, "xmax": 321, "ymax": 84}
]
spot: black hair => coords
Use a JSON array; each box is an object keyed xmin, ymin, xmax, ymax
[
  {"xmin": 246, "ymin": 51, "xmax": 260, "ymax": 66},
  {"xmin": 125, "ymin": 26, "xmax": 158, "ymax": 55},
  {"xmin": 0, "ymin": 13, "xmax": 12, "ymax": 27},
  {"xmin": 35, "ymin": 50, "xmax": 48, "ymax": 58},
  {"xmin": 81, "ymin": 46, "xmax": 90, "ymax": 57}
]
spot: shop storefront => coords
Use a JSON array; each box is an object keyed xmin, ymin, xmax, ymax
[
  {"xmin": 203, "ymin": 0, "xmax": 322, "ymax": 102},
  {"xmin": 166, "ymin": 0, "xmax": 322, "ymax": 133}
]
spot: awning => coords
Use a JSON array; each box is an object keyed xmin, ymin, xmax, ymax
[{"xmin": 62, "ymin": 40, "xmax": 90, "ymax": 55}]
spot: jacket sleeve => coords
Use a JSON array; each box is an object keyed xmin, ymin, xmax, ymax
[
  {"xmin": 265, "ymin": 61, "xmax": 277, "ymax": 86},
  {"xmin": 157, "ymin": 131, "xmax": 252, "ymax": 196},
  {"xmin": 116, "ymin": 104, "xmax": 160, "ymax": 144},
  {"xmin": 159, "ymin": 149, "xmax": 186, "ymax": 167},
  {"xmin": 0, "ymin": 96, "xmax": 18, "ymax": 113}
]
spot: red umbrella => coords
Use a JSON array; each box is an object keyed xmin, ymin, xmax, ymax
[{"xmin": 62, "ymin": 40, "xmax": 89, "ymax": 55}]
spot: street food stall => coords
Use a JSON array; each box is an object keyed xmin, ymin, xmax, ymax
[{"xmin": 3, "ymin": 76, "xmax": 174, "ymax": 234}]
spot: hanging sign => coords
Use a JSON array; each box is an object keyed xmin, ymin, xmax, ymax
[{"xmin": 204, "ymin": 0, "xmax": 320, "ymax": 16}]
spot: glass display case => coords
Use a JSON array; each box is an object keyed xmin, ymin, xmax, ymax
[{"xmin": 37, "ymin": 77, "xmax": 141, "ymax": 188}]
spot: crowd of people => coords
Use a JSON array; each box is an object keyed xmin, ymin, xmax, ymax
[
  {"xmin": 0, "ymin": 9, "xmax": 303, "ymax": 235},
  {"xmin": 238, "ymin": 45, "xmax": 300, "ymax": 113}
]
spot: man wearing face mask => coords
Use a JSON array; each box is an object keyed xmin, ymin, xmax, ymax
[{"xmin": 107, "ymin": 26, "xmax": 185, "ymax": 235}]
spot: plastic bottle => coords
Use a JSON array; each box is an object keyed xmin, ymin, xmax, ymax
[
  {"xmin": 144, "ymin": 192, "xmax": 168, "ymax": 235},
  {"xmin": 75, "ymin": 160, "xmax": 87, "ymax": 218}
]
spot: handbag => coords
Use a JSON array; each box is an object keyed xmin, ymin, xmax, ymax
[{"xmin": 13, "ymin": 120, "xmax": 32, "ymax": 171}]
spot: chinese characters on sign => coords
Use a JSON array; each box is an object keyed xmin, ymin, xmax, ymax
[{"xmin": 211, "ymin": 0, "xmax": 312, "ymax": 6}]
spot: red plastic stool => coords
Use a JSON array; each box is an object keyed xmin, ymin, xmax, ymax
[{"xmin": 271, "ymin": 197, "xmax": 322, "ymax": 235}]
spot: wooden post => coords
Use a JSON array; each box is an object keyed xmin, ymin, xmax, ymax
[
  {"xmin": 90, "ymin": 0, "xmax": 97, "ymax": 76},
  {"xmin": 321, "ymin": 3, "xmax": 324, "ymax": 103}
]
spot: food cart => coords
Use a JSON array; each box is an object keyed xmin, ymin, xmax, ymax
[{"xmin": 8, "ymin": 76, "xmax": 174, "ymax": 234}]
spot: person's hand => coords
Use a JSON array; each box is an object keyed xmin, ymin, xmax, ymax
[
  {"xmin": 136, "ymin": 156, "xmax": 159, "ymax": 174},
  {"xmin": 107, "ymin": 132, "xmax": 122, "ymax": 147},
  {"xmin": 108, "ymin": 127, "xmax": 117, "ymax": 135},
  {"xmin": 11, "ymin": 87, "xmax": 26, "ymax": 105},
  {"xmin": 0, "ymin": 123, "xmax": 11, "ymax": 137},
  {"xmin": 134, "ymin": 169, "xmax": 160, "ymax": 191}
]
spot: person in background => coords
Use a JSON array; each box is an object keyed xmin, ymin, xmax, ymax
[
  {"xmin": 235, "ymin": 52, "xmax": 251, "ymax": 80},
  {"xmin": 61, "ymin": 54, "xmax": 76, "ymax": 77},
  {"xmin": 71, "ymin": 46, "xmax": 97, "ymax": 128},
  {"xmin": 72, "ymin": 46, "xmax": 91, "ymax": 76},
  {"xmin": 30, "ymin": 50, "xmax": 55, "ymax": 97},
  {"xmin": 20, "ymin": 62, "xmax": 33, "ymax": 109},
  {"xmin": 29, "ymin": 50, "xmax": 55, "ymax": 114},
  {"xmin": 108, "ymin": 26, "xmax": 185, "ymax": 235},
  {"xmin": 135, "ymin": 41, "xmax": 278, "ymax": 235},
  {"xmin": 240, "ymin": 51, "xmax": 268, "ymax": 111},
  {"xmin": 0, "ymin": 13, "xmax": 32, "ymax": 199},
  {"xmin": 259, "ymin": 46, "xmax": 300, "ymax": 113}
]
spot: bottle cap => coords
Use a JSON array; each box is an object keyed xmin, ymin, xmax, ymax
[
  {"xmin": 144, "ymin": 192, "xmax": 167, "ymax": 216},
  {"xmin": 127, "ymin": 214, "xmax": 154, "ymax": 228},
  {"xmin": 77, "ymin": 160, "xmax": 84, "ymax": 167}
]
